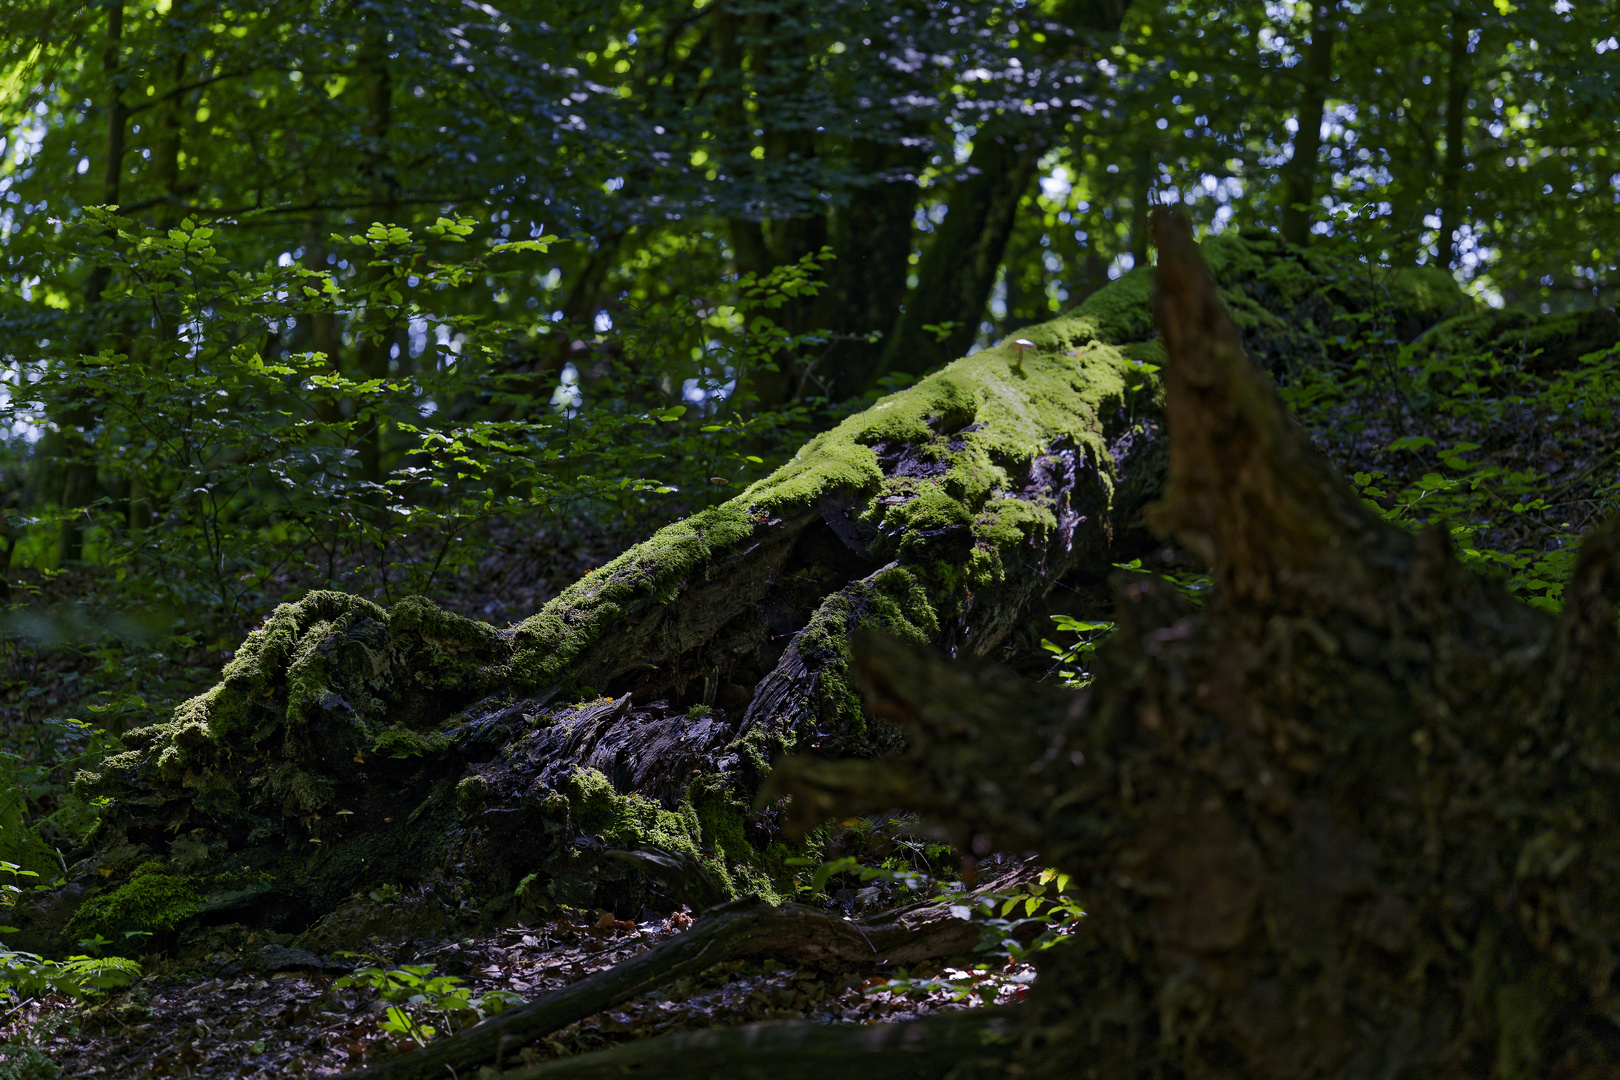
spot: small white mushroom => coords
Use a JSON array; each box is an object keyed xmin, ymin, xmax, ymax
[{"xmin": 1009, "ymin": 338, "xmax": 1036, "ymax": 372}]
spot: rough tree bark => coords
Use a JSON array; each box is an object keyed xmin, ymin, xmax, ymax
[{"xmin": 36, "ymin": 227, "xmax": 1456, "ymax": 967}]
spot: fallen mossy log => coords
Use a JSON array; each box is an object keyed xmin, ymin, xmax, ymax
[
  {"xmin": 336, "ymin": 860, "xmax": 1037, "ymax": 1080},
  {"xmin": 757, "ymin": 210, "xmax": 1620, "ymax": 1078},
  {"xmin": 36, "ymin": 228, "xmax": 1464, "ymax": 949}
]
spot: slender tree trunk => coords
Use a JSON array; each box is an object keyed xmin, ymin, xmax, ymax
[
  {"xmin": 1435, "ymin": 8, "xmax": 1473, "ymax": 270},
  {"xmin": 1129, "ymin": 154, "xmax": 1152, "ymax": 270},
  {"xmin": 801, "ymin": 136, "xmax": 923, "ymax": 400},
  {"xmin": 1280, "ymin": 2, "xmax": 1337, "ymax": 246},
  {"xmin": 148, "ymin": 2, "xmax": 188, "ymax": 231},
  {"xmin": 356, "ymin": 17, "xmax": 397, "ymax": 489},
  {"xmin": 875, "ymin": 117, "xmax": 1048, "ymax": 380},
  {"xmin": 83, "ymin": 0, "xmax": 125, "ymax": 307},
  {"xmin": 53, "ymin": 0, "xmax": 128, "ymax": 563}
]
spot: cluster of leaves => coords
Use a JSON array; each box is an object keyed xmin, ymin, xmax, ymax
[
  {"xmin": 2, "ymin": 209, "xmax": 848, "ymax": 617},
  {"xmin": 1041, "ymin": 616, "xmax": 1115, "ymax": 686},
  {"xmin": 334, "ymin": 957, "xmax": 523, "ymax": 1048},
  {"xmin": 872, "ymin": 869, "xmax": 1084, "ymax": 1006}
]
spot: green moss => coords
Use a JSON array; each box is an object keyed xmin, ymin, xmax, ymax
[
  {"xmin": 561, "ymin": 768, "xmax": 793, "ymax": 904},
  {"xmin": 756, "ymin": 564, "xmax": 941, "ymax": 757},
  {"xmin": 456, "ymin": 773, "xmax": 489, "ymax": 804},
  {"xmin": 67, "ymin": 860, "xmax": 199, "ymax": 939},
  {"xmin": 503, "ymin": 286, "xmax": 1151, "ymax": 705},
  {"xmin": 1061, "ymin": 263, "xmax": 1158, "ymax": 344},
  {"xmin": 568, "ymin": 768, "xmax": 702, "ymax": 854},
  {"xmin": 371, "ymin": 727, "xmax": 452, "ymax": 759},
  {"xmin": 508, "ymin": 503, "xmax": 769, "ymax": 689},
  {"xmin": 264, "ymin": 761, "xmax": 334, "ymax": 813},
  {"xmin": 103, "ymin": 590, "xmax": 510, "ymax": 787}
]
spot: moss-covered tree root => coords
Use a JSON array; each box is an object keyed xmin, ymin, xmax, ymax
[{"xmin": 492, "ymin": 1011, "xmax": 1018, "ymax": 1080}]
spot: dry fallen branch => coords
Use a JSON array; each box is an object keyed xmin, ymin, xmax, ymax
[{"xmin": 336, "ymin": 862, "xmax": 1037, "ymax": 1080}]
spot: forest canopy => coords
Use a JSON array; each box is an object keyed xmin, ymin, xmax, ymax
[{"xmin": 0, "ymin": 0, "xmax": 1614, "ymax": 628}]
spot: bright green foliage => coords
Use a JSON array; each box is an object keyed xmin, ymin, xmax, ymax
[
  {"xmin": 335, "ymin": 958, "xmax": 522, "ymax": 1048},
  {"xmin": 0, "ymin": 945, "xmax": 140, "ymax": 1002},
  {"xmin": 874, "ymin": 868, "xmax": 1085, "ymax": 1006},
  {"xmin": 0, "ymin": 861, "xmax": 141, "ymax": 1003},
  {"xmin": 1041, "ymin": 617, "xmax": 1115, "ymax": 687}
]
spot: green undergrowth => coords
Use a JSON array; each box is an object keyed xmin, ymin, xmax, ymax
[
  {"xmin": 871, "ymin": 868, "xmax": 1085, "ymax": 1007},
  {"xmin": 334, "ymin": 956, "xmax": 523, "ymax": 1047},
  {"xmin": 1, "ymin": 862, "xmax": 142, "ymax": 1007},
  {"xmin": 1281, "ymin": 300, "xmax": 1620, "ymax": 613}
]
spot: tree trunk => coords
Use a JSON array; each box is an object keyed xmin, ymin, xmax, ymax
[
  {"xmin": 1279, "ymin": 2, "xmax": 1336, "ymax": 247},
  {"xmin": 51, "ymin": 225, "xmax": 1462, "ymax": 968},
  {"xmin": 1435, "ymin": 9, "xmax": 1474, "ymax": 271},
  {"xmin": 45, "ymin": 0, "xmax": 127, "ymax": 564},
  {"xmin": 875, "ymin": 116, "xmax": 1050, "ymax": 381}
]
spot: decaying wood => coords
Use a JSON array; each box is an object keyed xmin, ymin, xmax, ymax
[
  {"xmin": 336, "ymin": 862, "xmax": 1036, "ymax": 1080},
  {"xmin": 764, "ymin": 209, "xmax": 1620, "ymax": 1078}
]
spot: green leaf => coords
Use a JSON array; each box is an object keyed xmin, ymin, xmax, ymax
[{"xmin": 1387, "ymin": 435, "xmax": 1436, "ymax": 453}]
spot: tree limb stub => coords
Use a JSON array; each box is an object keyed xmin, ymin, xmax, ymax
[{"xmin": 770, "ymin": 210, "xmax": 1620, "ymax": 1077}]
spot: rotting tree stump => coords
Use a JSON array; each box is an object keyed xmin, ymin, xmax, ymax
[{"xmin": 30, "ymin": 226, "xmax": 1459, "ymax": 961}]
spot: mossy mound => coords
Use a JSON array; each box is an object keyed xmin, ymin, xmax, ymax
[
  {"xmin": 64, "ymin": 860, "xmax": 199, "ymax": 941},
  {"xmin": 85, "ymin": 591, "xmax": 508, "ymax": 794},
  {"xmin": 1412, "ymin": 304, "xmax": 1619, "ymax": 377}
]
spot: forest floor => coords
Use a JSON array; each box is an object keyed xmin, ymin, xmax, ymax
[
  {"xmin": 2, "ymin": 348, "xmax": 1618, "ymax": 1076},
  {"xmin": 0, "ymin": 870, "xmax": 1036, "ymax": 1077}
]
